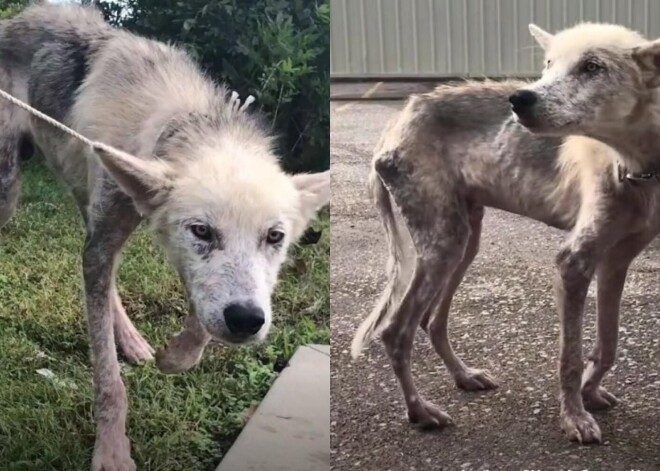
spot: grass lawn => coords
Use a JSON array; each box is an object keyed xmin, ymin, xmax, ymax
[{"xmin": 0, "ymin": 159, "xmax": 329, "ymax": 471}]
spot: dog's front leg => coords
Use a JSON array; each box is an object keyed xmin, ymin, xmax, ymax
[
  {"xmin": 581, "ymin": 260, "xmax": 624, "ymax": 411},
  {"xmin": 554, "ymin": 242, "xmax": 601, "ymax": 444},
  {"xmin": 583, "ymin": 231, "xmax": 655, "ymax": 411},
  {"xmin": 155, "ymin": 308, "xmax": 211, "ymax": 374},
  {"xmin": 83, "ymin": 201, "xmax": 140, "ymax": 471}
]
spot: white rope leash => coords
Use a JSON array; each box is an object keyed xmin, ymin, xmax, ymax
[
  {"xmin": 0, "ymin": 87, "xmax": 131, "ymax": 164},
  {"xmin": 0, "ymin": 87, "xmax": 98, "ymax": 148},
  {"xmin": 0, "ymin": 87, "xmax": 256, "ymax": 159}
]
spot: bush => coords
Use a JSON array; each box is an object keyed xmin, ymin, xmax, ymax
[
  {"xmin": 96, "ymin": 0, "xmax": 329, "ymax": 172},
  {"xmin": 0, "ymin": 0, "xmax": 30, "ymax": 19}
]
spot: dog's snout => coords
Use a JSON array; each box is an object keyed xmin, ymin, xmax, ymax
[
  {"xmin": 509, "ymin": 90, "xmax": 538, "ymax": 112},
  {"xmin": 224, "ymin": 303, "xmax": 265, "ymax": 336}
]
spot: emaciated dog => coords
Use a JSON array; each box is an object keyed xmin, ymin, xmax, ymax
[
  {"xmin": 0, "ymin": 4, "xmax": 329, "ymax": 469},
  {"xmin": 353, "ymin": 22, "xmax": 660, "ymax": 444}
]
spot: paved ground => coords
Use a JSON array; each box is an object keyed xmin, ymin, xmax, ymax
[
  {"xmin": 219, "ymin": 345, "xmax": 330, "ymax": 471},
  {"xmin": 330, "ymin": 100, "xmax": 660, "ymax": 471}
]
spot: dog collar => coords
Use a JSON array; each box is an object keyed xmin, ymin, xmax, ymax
[{"xmin": 617, "ymin": 164, "xmax": 660, "ymax": 184}]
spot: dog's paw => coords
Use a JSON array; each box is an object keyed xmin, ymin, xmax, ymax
[
  {"xmin": 155, "ymin": 334, "xmax": 206, "ymax": 374},
  {"xmin": 560, "ymin": 409, "xmax": 602, "ymax": 444},
  {"xmin": 583, "ymin": 386, "xmax": 619, "ymax": 411},
  {"xmin": 454, "ymin": 368, "xmax": 498, "ymax": 391},
  {"xmin": 92, "ymin": 434, "xmax": 136, "ymax": 471},
  {"xmin": 116, "ymin": 326, "xmax": 155, "ymax": 364},
  {"xmin": 156, "ymin": 314, "xmax": 210, "ymax": 374},
  {"xmin": 408, "ymin": 400, "xmax": 453, "ymax": 430},
  {"xmin": 155, "ymin": 344, "xmax": 202, "ymax": 374}
]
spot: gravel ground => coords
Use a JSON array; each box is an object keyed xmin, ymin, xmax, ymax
[{"xmin": 330, "ymin": 101, "xmax": 660, "ymax": 471}]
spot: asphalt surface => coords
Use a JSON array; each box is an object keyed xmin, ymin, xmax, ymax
[{"xmin": 330, "ymin": 101, "xmax": 660, "ymax": 471}]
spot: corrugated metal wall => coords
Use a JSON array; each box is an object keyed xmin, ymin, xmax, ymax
[{"xmin": 331, "ymin": 0, "xmax": 660, "ymax": 78}]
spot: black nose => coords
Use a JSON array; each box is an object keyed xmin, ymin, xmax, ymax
[
  {"xmin": 509, "ymin": 90, "xmax": 538, "ymax": 112},
  {"xmin": 224, "ymin": 303, "xmax": 265, "ymax": 336}
]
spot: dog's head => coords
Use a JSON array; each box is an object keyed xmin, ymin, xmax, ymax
[
  {"xmin": 510, "ymin": 22, "xmax": 660, "ymax": 139},
  {"xmin": 92, "ymin": 120, "xmax": 329, "ymax": 346}
]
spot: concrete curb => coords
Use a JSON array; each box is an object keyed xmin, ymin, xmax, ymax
[{"xmin": 217, "ymin": 344, "xmax": 330, "ymax": 471}]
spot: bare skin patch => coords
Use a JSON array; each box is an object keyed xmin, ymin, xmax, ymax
[{"xmin": 0, "ymin": 4, "xmax": 330, "ymax": 470}]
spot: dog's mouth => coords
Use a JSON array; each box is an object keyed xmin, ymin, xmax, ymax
[
  {"xmin": 206, "ymin": 318, "xmax": 270, "ymax": 346},
  {"xmin": 513, "ymin": 112, "xmax": 578, "ymax": 135},
  {"xmin": 513, "ymin": 112, "xmax": 539, "ymax": 129}
]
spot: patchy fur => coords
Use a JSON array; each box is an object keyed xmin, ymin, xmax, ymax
[
  {"xmin": 354, "ymin": 21, "xmax": 660, "ymax": 445},
  {"xmin": 0, "ymin": 4, "xmax": 329, "ymax": 469}
]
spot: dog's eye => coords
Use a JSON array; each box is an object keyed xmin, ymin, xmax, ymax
[
  {"xmin": 545, "ymin": 59, "xmax": 552, "ymax": 67},
  {"xmin": 190, "ymin": 224, "xmax": 212, "ymax": 241},
  {"xmin": 266, "ymin": 228, "xmax": 285, "ymax": 245},
  {"xmin": 583, "ymin": 60, "xmax": 601, "ymax": 73}
]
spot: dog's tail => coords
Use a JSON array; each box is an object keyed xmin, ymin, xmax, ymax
[{"xmin": 351, "ymin": 157, "xmax": 409, "ymax": 358}]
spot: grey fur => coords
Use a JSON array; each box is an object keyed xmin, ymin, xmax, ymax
[
  {"xmin": 354, "ymin": 26, "xmax": 660, "ymax": 444},
  {"xmin": 28, "ymin": 39, "xmax": 91, "ymax": 122},
  {"xmin": 0, "ymin": 65, "xmax": 28, "ymax": 227}
]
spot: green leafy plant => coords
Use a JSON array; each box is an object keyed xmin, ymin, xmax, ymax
[
  {"xmin": 0, "ymin": 0, "xmax": 30, "ymax": 19},
  {"xmin": 97, "ymin": 0, "xmax": 329, "ymax": 172}
]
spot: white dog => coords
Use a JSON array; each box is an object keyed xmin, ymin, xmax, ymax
[{"xmin": 0, "ymin": 4, "xmax": 329, "ymax": 469}]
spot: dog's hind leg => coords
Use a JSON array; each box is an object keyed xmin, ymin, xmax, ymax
[
  {"xmin": 0, "ymin": 69, "xmax": 28, "ymax": 228},
  {"xmin": 423, "ymin": 205, "xmax": 498, "ymax": 391},
  {"xmin": 375, "ymin": 151, "xmax": 469, "ymax": 429},
  {"xmin": 0, "ymin": 127, "xmax": 22, "ymax": 227},
  {"xmin": 83, "ymin": 188, "xmax": 140, "ymax": 471},
  {"xmin": 582, "ymin": 231, "xmax": 655, "ymax": 411},
  {"xmin": 111, "ymin": 282, "xmax": 155, "ymax": 363}
]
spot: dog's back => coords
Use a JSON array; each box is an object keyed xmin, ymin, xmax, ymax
[
  {"xmin": 0, "ymin": 4, "xmax": 111, "ymax": 73},
  {"xmin": 72, "ymin": 27, "xmax": 225, "ymax": 155},
  {"xmin": 0, "ymin": 4, "xmax": 113, "ymax": 226},
  {"xmin": 0, "ymin": 4, "xmax": 242, "ymax": 220}
]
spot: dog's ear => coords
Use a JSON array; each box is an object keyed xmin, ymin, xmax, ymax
[
  {"xmin": 91, "ymin": 143, "xmax": 173, "ymax": 215},
  {"xmin": 291, "ymin": 170, "xmax": 330, "ymax": 238},
  {"xmin": 632, "ymin": 40, "xmax": 660, "ymax": 88},
  {"xmin": 529, "ymin": 24, "xmax": 553, "ymax": 51}
]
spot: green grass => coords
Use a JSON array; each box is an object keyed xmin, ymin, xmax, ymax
[{"xmin": 0, "ymin": 159, "xmax": 329, "ymax": 471}]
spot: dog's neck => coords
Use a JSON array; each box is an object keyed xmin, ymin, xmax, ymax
[{"xmin": 589, "ymin": 100, "xmax": 660, "ymax": 176}]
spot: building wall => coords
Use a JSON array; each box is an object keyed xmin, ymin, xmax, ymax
[{"xmin": 330, "ymin": 0, "xmax": 660, "ymax": 78}]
